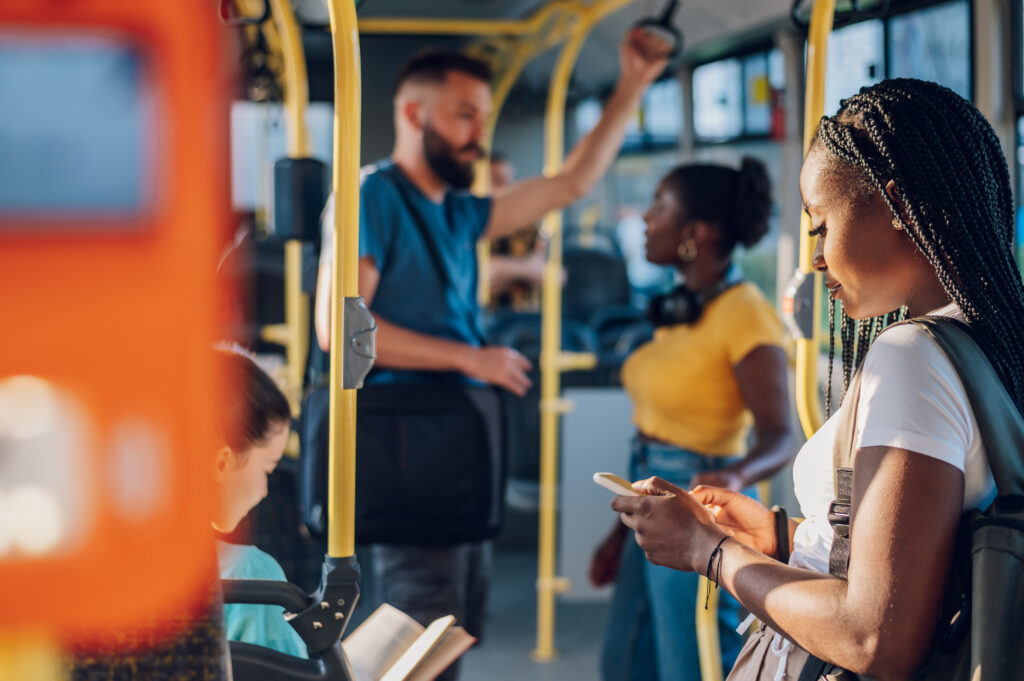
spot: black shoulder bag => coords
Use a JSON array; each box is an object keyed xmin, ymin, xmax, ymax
[{"xmin": 300, "ymin": 173, "xmax": 505, "ymax": 546}]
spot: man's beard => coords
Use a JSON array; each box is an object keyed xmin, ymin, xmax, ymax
[{"xmin": 423, "ymin": 121, "xmax": 481, "ymax": 190}]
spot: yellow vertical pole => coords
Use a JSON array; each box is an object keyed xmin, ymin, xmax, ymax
[
  {"xmin": 326, "ymin": 0, "xmax": 361, "ymax": 559},
  {"xmin": 267, "ymin": 0, "xmax": 312, "ymax": 425},
  {"xmin": 475, "ymin": 44, "xmax": 533, "ymax": 306},
  {"xmin": 239, "ymin": 0, "xmax": 312, "ymax": 421},
  {"xmin": 533, "ymin": 16, "xmax": 592, "ymax": 664},
  {"xmin": 795, "ymin": 0, "xmax": 836, "ymax": 438},
  {"xmin": 695, "ymin": 584, "xmax": 723, "ymax": 681}
]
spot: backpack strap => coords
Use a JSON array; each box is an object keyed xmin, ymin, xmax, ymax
[
  {"xmin": 909, "ymin": 317, "xmax": 1024, "ymax": 496},
  {"xmin": 828, "ymin": 367, "xmax": 863, "ymax": 579},
  {"xmin": 826, "ymin": 315, "xmax": 1024, "ymax": 580}
]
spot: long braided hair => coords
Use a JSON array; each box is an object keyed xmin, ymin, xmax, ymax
[{"xmin": 814, "ymin": 78, "xmax": 1024, "ymax": 416}]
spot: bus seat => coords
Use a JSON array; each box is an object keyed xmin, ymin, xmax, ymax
[
  {"xmin": 68, "ymin": 577, "xmax": 229, "ymax": 681},
  {"xmin": 562, "ymin": 247, "xmax": 631, "ymax": 322}
]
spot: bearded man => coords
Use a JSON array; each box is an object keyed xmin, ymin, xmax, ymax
[{"xmin": 315, "ymin": 35, "xmax": 667, "ymax": 679}]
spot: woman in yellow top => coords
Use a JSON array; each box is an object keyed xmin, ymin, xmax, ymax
[{"xmin": 591, "ymin": 158, "xmax": 795, "ymax": 681}]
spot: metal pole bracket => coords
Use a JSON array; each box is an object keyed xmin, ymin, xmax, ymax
[{"xmin": 342, "ymin": 297, "xmax": 376, "ymax": 390}]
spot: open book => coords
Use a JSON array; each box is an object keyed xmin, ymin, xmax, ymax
[{"xmin": 342, "ymin": 604, "xmax": 476, "ymax": 681}]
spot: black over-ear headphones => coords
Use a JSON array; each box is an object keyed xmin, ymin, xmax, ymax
[{"xmin": 646, "ymin": 265, "xmax": 743, "ymax": 327}]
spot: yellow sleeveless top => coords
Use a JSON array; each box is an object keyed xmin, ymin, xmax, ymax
[{"xmin": 621, "ymin": 282, "xmax": 786, "ymax": 456}]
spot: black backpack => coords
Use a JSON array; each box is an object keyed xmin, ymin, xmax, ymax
[{"xmin": 803, "ymin": 317, "xmax": 1024, "ymax": 681}]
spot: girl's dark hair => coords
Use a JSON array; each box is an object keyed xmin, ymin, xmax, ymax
[
  {"xmin": 216, "ymin": 349, "xmax": 291, "ymax": 454},
  {"xmin": 660, "ymin": 156, "xmax": 773, "ymax": 257},
  {"xmin": 814, "ymin": 78, "xmax": 1024, "ymax": 415}
]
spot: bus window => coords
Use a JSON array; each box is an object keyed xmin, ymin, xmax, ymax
[
  {"xmin": 0, "ymin": 35, "xmax": 153, "ymax": 218},
  {"xmin": 888, "ymin": 0, "xmax": 971, "ymax": 99},
  {"xmin": 693, "ymin": 58, "xmax": 742, "ymax": 142},
  {"xmin": 823, "ymin": 19, "xmax": 884, "ymax": 116}
]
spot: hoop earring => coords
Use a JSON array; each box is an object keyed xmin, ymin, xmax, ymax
[{"xmin": 678, "ymin": 239, "xmax": 698, "ymax": 263}]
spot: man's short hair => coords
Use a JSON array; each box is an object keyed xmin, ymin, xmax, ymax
[{"xmin": 395, "ymin": 50, "xmax": 492, "ymax": 94}]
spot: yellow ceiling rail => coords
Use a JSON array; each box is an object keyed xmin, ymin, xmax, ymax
[
  {"xmin": 326, "ymin": 0, "xmax": 361, "ymax": 560},
  {"xmin": 794, "ymin": 0, "xmax": 836, "ymax": 438},
  {"xmin": 357, "ymin": 0, "xmax": 593, "ymax": 36}
]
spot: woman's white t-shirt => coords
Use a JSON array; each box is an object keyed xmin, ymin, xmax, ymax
[{"xmin": 789, "ymin": 305, "xmax": 998, "ymax": 574}]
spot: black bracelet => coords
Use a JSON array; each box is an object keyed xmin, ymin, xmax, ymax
[
  {"xmin": 772, "ymin": 505, "xmax": 790, "ymax": 564},
  {"xmin": 704, "ymin": 536, "xmax": 730, "ymax": 610}
]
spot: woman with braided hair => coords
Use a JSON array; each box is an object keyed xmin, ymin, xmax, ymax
[{"xmin": 606, "ymin": 78, "xmax": 1014, "ymax": 680}]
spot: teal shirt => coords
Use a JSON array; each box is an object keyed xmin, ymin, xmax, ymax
[{"xmin": 217, "ymin": 541, "xmax": 308, "ymax": 659}]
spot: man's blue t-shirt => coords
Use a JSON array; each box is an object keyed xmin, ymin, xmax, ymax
[{"xmin": 359, "ymin": 160, "xmax": 492, "ymax": 384}]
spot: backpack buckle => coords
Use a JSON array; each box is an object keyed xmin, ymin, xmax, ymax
[{"xmin": 828, "ymin": 500, "xmax": 851, "ymax": 537}]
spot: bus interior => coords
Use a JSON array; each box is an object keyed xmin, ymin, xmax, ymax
[{"xmin": 1, "ymin": 0, "xmax": 1021, "ymax": 679}]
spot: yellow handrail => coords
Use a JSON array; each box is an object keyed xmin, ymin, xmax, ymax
[
  {"xmin": 269, "ymin": 0, "xmax": 312, "ymax": 428},
  {"xmin": 269, "ymin": 0, "xmax": 311, "ymax": 158},
  {"xmin": 358, "ymin": 0, "xmax": 589, "ymax": 37},
  {"xmin": 534, "ymin": 0, "xmax": 634, "ymax": 661},
  {"xmin": 326, "ymin": 0, "xmax": 361, "ymax": 559},
  {"xmin": 794, "ymin": 0, "xmax": 836, "ymax": 438},
  {"xmin": 474, "ymin": 43, "xmax": 533, "ymax": 306},
  {"xmin": 695, "ymin": 580, "xmax": 724, "ymax": 681}
]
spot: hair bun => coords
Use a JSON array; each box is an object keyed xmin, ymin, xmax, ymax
[{"xmin": 732, "ymin": 157, "xmax": 772, "ymax": 249}]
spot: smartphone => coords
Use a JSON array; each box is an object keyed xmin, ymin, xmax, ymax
[{"xmin": 593, "ymin": 472, "xmax": 641, "ymax": 496}]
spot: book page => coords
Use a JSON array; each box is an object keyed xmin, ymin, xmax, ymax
[
  {"xmin": 380, "ymin": 615, "xmax": 454, "ymax": 681},
  {"xmin": 406, "ymin": 626, "xmax": 476, "ymax": 681},
  {"xmin": 343, "ymin": 604, "xmax": 424, "ymax": 681}
]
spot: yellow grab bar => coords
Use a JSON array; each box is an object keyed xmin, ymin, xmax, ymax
[
  {"xmin": 325, "ymin": 0, "xmax": 361, "ymax": 559},
  {"xmin": 272, "ymin": 0, "xmax": 310, "ymax": 421},
  {"xmin": 534, "ymin": 22, "xmax": 588, "ymax": 663},
  {"xmin": 695, "ymin": 577, "xmax": 724, "ymax": 681},
  {"xmin": 358, "ymin": 0, "xmax": 587, "ymax": 37},
  {"xmin": 534, "ymin": 0, "xmax": 635, "ymax": 661},
  {"xmin": 793, "ymin": 0, "xmax": 836, "ymax": 438},
  {"xmin": 474, "ymin": 44, "xmax": 532, "ymax": 306}
]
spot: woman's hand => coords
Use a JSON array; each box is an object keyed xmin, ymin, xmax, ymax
[
  {"xmin": 690, "ymin": 485, "xmax": 778, "ymax": 558},
  {"xmin": 589, "ymin": 521, "xmax": 628, "ymax": 587},
  {"xmin": 611, "ymin": 477, "xmax": 725, "ymax": 573}
]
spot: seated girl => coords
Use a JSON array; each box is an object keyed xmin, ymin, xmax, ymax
[{"xmin": 212, "ymin": 347, "xmax": 307, "ymax": 659}]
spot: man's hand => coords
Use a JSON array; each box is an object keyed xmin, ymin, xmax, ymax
[
  {"xmin": 690, "ymin": 485, "xmax": 777, "ymax": 558},
  {"xmin": 463, "ymin": 346, "xmax": 532, "ymax": 397},
  {"xmin": 618, "ymin": 28, "xmax": 671, "ymax": 92}
]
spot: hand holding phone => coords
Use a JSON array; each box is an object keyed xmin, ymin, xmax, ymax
[{"xmin": 593, "ymin": 472, "xmax": 641, "ymax": 496}]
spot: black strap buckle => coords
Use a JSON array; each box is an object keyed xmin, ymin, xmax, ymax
[{"xmin": 828, "ymin": 500, "xmax": 851, "ymax": 537}]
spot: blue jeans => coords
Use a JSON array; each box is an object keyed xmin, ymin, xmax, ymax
[{"xmin": 600, "ymin": 439, "xmax": 749, "ymax": 681}]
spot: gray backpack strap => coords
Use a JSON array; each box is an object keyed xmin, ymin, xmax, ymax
[{"xmin": 911, "ymin": 317, "xmax": 1024, "ymax": 495}]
